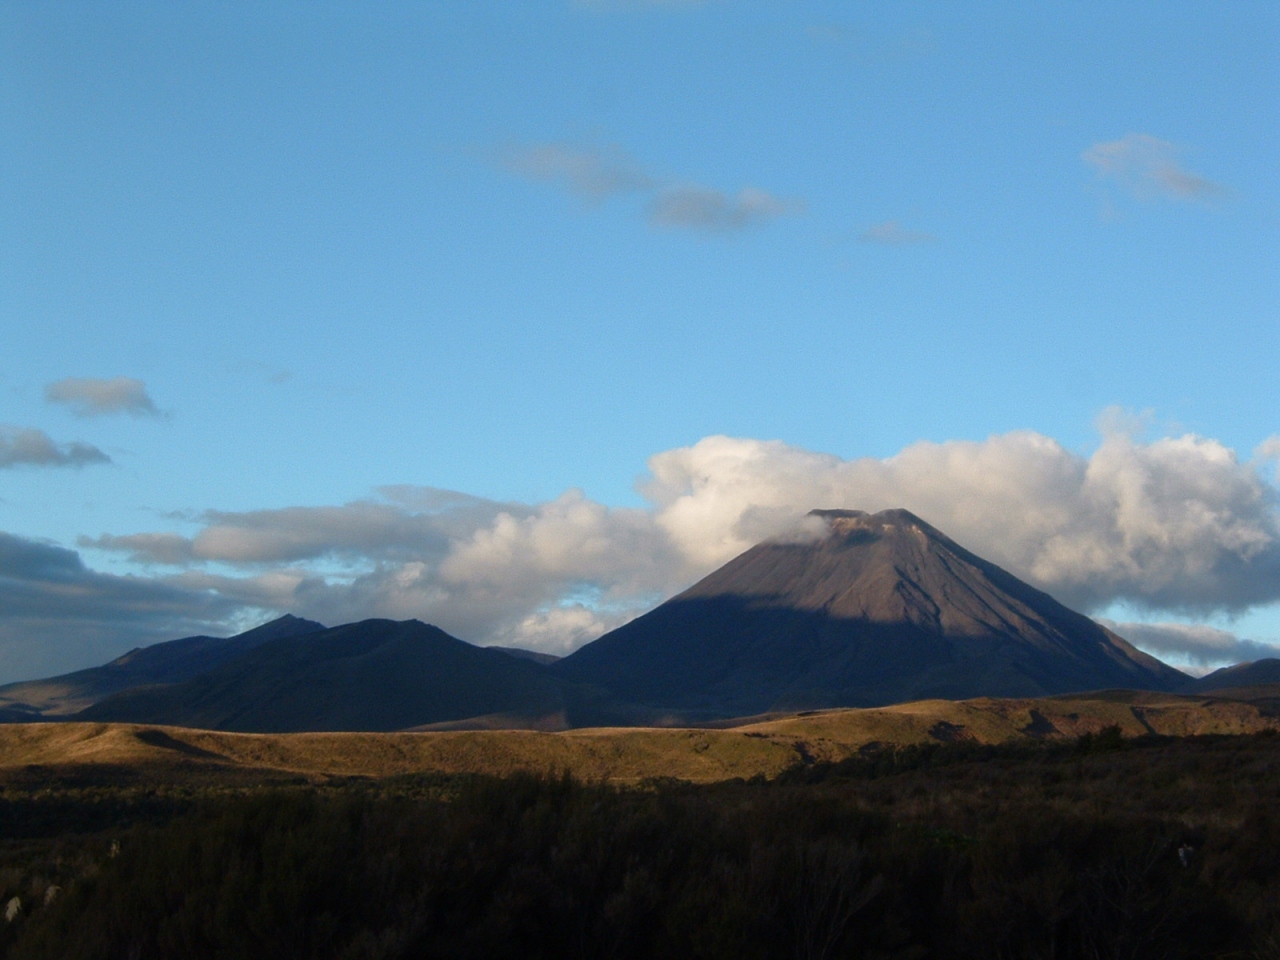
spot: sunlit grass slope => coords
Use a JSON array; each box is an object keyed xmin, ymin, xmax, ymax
[{"xmin": 2, "ymin": 687, "xmax": 1276, "ymax": 784}]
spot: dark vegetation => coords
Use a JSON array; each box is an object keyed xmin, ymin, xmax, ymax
[{"xmin": 1, "ymin": 730, "xmax": 1279, "ymax": 959}]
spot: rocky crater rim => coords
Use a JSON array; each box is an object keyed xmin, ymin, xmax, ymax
[{"xmin": 807, "ymin": 507, "xmax": 930, "ymax": 538}]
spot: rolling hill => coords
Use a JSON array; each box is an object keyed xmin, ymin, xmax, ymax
[{"xmin": 3, "ymin": 687, "xmax": 1276, "ymax": 785}]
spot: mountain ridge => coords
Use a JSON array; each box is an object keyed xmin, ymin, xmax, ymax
[
  {"xmin": 1189, "ymin": 658, "xmax": 1280, "ymax": 694},
  {"xmin": 0, "ymin": 614, "xmax": 325, "ymax": 719},
  {"xmin": 77, "ymin": 618, "xmax": 568, "ymax": 732},
  {"xmin": 0, "ymin": 509, "xmax": 1205, "ymax": 732}
]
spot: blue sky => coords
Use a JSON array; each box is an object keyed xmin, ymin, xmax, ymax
[{"xmin": 1, "ymin": 1, "xmax": 1277, "ymax": 682}]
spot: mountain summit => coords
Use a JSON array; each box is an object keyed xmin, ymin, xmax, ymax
[{"xmin": 554, "ymin": 508, "xmax": 1186, "ymax": 719}]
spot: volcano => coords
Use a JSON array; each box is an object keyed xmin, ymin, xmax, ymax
[{"xmin": 554, "ymin": 509, "xmax": 1186, "ymax": 719}]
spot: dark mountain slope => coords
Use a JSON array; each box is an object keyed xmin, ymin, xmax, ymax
[
  {"xmin": 78, "ymin": 619, "xmax": 567, "ymax": 732},
  {"xmin": 0, "ymin": 615, "xmax": 324, "ymax": 719},
  {"xmin": 487, "ymin": 646, "xmax": 563, "ymax": 666},
  {"xmin": 555, "ymin": 509, "xmax": 1186, "ymax": 719},
  {"xmin": 1188, "ymin": 658, "xmax": 1280, "ymax": 693}
]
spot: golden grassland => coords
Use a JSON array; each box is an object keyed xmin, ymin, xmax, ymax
[{"xmin": 1, "ymin": 688, "xmax": 1275, "ymax": 784}]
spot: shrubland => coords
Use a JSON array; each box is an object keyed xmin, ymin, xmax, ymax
[{"xmin": 1, "ymin": 730, "xmax": 1278, "ymax": 959}]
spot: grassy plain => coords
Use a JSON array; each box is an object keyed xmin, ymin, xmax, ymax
[{"xmin": 0, "ymin": 686, "xmax": 1276, "ymax": 785}]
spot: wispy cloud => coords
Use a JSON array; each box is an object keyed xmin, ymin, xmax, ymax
[
  {"xmin": 650, "ymin": 186, "xmax": 803, "ymax": 232},
  {"xmin": 495, "ymin": 139, "xmax": 803, "ymax": 234},
  {"xmin": 45, "ymin": 377, "xmax": 161, "ymax": 418},
  {"xmin": 858, "ymin": 219, "xmax": 935, "ymax": 245},
  {"xmin": 0, "ymin": 426, "xmax": 110, "ymax": 469},
  {"xmin": 78, "ymin": 532, "xmax": 195, "ymax": 566},
  {"xmin": 498, "ymin": 142, "xmax": 655, "ymax": 202},
  {"xmin": 1083, "ymin": 133, "xmax": 1225, "ymax": 203}
]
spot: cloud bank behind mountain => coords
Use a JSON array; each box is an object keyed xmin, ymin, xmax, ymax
[{"xmin": 4, "ymin": 419, "xmax": 1277, "ymax": 682}]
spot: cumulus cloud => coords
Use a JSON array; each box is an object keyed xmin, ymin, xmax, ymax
[
  {"xmin": 0, "ymin": 532, "xmax": 241, "ymax": 682},
  {"xmin": 45, "ymin": 377, "xmax": 161, "ymax": 418},
  {"xmin": 491, "ymin": 604, "xmax": 635, "ymax": 657},
  {"xmin": 74, "ymin": 420, "xmax": 1280, "ymax": 665},
  {"xmin": 858, "ymin": 219, "xmax": 935, "ymax": 245},
  {"xmin": 78, "ymin": 487, "xmax": 676, "ymax": 657},
  {"xmin": 133, "ymin": 490, "xmax": 672, "ymax": 653},
  {"xmin": 644, "ymin": 424, "xmax": 1280, "ymax": 613},
  {"xmin": 1083, "ymin": 133, "xmax": 1225, "ymax": 203},
  {"xmin": 1102, "ymin": 620, "xmax": 1280, "ymax": 668},
  {"xmin": 0, "ymin": 426, "xmax": 110, "ymax": 469},
  {"xmin": 650, "ymin": 186, "xmax": 803, "ymax": 232},
  {"xmin": 498, "ymin": 142, "xmax": 654, "ymax": 201}
]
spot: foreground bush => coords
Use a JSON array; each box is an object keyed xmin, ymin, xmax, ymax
[{"xmin": 3, "ymin": 734, "xmax": 1279, "ymax": 959}]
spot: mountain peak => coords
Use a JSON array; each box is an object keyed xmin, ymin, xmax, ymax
[
  {"xmin": 807, "ymin": 507, "xmax": 957, "ymax": 548},
  {"xmin": 683, "ymin": 507, "xmax": 976, "ymax": 624},
  {"xmin": 557, "ymin": 508, "xmax": 1186, "ymax": 718},
  {"xmin": 809, "ymin": 506, "xmax": 925, "ymax": 528}
]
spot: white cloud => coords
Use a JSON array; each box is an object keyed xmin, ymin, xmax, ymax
[
  {"xmin": 858, "ymin": 219, "xmax": 935, "ymax": 245},
  {"xmin": 1083, "ymin": 133, "xmax": 1225, "ymax": 203},
  {"xmin": 494, "ymin": 604, "xmax": 635, "ymax": 657},
  {"xmin": 77, "ymin": 488, "xmax": 667, "ymax": 656},
  {"xmin": 1102, "ymin": 620, "xmax": 1280, "ymax": 668},
  {"xmin": 75, "ymin": 419, "xmax": 1280, "ymax": 662},
  {"xmin": 300, "ymin": 491, "xmax": 671, "ymax": 648},
  {"xmin": 45, "ymin": 377, "xmax": 161, "ymax": 418},
  {"xmin": 649, "ymin": 186, "xmax": 803, "ymax": 232},
  {"xmin": 643, "ymin": 422, "xmax": 1280, "ymax": 613},
  {"xmin": 0, "ymin": 426, "xmax": 111, "ymax": 469}
]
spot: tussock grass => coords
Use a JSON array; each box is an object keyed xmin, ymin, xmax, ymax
[{"xmin": 1, "ymin": 688, "xmax": 1275, "ymax": 785}]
